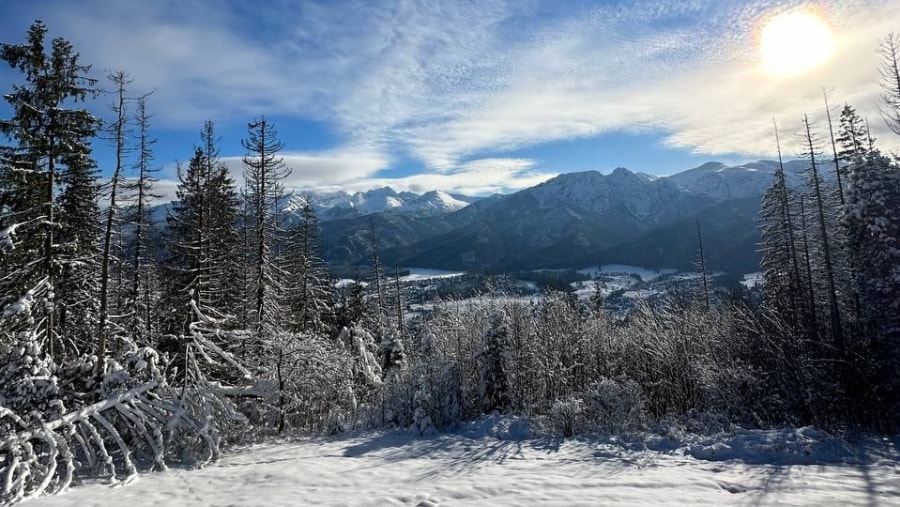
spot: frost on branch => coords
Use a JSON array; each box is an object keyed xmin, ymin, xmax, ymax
[{"xmin": 0, "ymin": 327, "xmax": 247, "ymax": 504}]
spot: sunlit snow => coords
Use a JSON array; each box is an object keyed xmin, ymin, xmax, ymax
[{"xmin": 26, "ymin": 424, "xmax": 900, "ymax": 507}]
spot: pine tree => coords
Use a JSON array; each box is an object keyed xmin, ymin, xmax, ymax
[
  {"xmin": 879, "ymin": 33, "xmax": 900, "ymax": 135},
  {"xmin": 836, "ymin": 104, "xmax": 873, "ymax": 163},
  {"xmin": 55, "ymin": 122, "xmax": 101, "ymax": 355},
  {"xmin": 800, "ymin": 115, "xmax": 844, "ymax": 353},
  {"xmin": 97, "ymin": 71, "xmax": 133, "ymax": 372},
  {"xmin": 759, "ymin": 122, "xmax": 805, "ymax": 326},
  {"xmin": 199, "ymin": 121, "xmax": 240, "ymax": 320},
  {"xmin": 822, "ymin": 90, "xmax": 846, "ymax": 205},
  {"xmin": 843, "ymin": 152, "xmax": 900, "ymax": 395},
  {"xmin": 241, "ymin": 116, "xmax": 291, "ymax": 340},
  {"xmin": 123, "ymin": 94, "xmax": 161, "ymax": 345},
  {"xmin": 477, "ymin": 310, "xmax": 511, "ymax": 413},
  {"xmin": 163, "ymin": 141, "xmax": 238, "ymax": 334},
  {"xmin": 368, "ymin": 218, "xmax": 386, "ymax": 322},
  {"xmin": 163, "ymin": 152, "xmax": 205, "ymax": 333},
  {"xmin": 286, "ymin": 198, "xmax": 333, "ymax": 335},
  {"xmin": 0, "ymin": 21, "xmax": 100, "ymax": 357},
  {"xmin": 694, "ymin": 219, "xmax": 711, "ymax": 310}
]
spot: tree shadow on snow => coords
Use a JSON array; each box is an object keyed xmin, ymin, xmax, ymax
[{"xmin": 728, "ymin": 433, "xmax": 900, "ymax": 507}]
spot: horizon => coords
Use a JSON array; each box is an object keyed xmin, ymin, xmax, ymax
[{"xmin": 1, "ymin": 0, "xmax": 898, "ymax": 201}]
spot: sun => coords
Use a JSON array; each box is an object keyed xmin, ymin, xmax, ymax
[{"xmin": 760, "ymin": 12, "xmax": 835, "ymax": 76}]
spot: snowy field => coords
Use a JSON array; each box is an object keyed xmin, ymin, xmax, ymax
[
  {"xmin": 741, "ymin": 272, "xmax": 765, "ymax": 289},
  {"xmin": 26, "ymin": 423, "xmax": 900, "ymax": 506},
  {"xmin": 400, "ymin": 268, "xmax": 466, "ymax": 283},
  {"xmin": 578, "ymin": 264, "xmax": 679, "ymax": 281}
]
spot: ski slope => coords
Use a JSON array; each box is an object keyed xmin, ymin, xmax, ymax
[{"xmin": 26, "ymin": 425, "xmax": 900, "ymax": 506}]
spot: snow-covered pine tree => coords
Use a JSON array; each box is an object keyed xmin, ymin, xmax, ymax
[
  {"xmin": 0, "ymin": 20, "xmax": 100, "ymax": 358},
  {"xmin": 286, "ymin": 198, "xmax": 334, "ymax": 336},
  {"xmin": 842, "ymin": 151, "xmax": 900, "ymax": 399},
  {"xmin": 163, "ymin": 126, "xmax": 239, "ymax": 335},
  {"xmin": 163, "ymin": 150, "xmax": 208, "ymax": 334},
  {"xmin": 333, "ymin": 276, "xmax": 367, "ymax": 331},
  {"xmin": 199, "ymin": 121, "xmax": 241, "ymax": 321},
  {"xmin": 241, "ymin": 116, "xmax": 291, "ymax": 342},
  {"xmin": 97, "ymin": 71, "xmax": 134, "ymax": 373},
  {"xmin": 879, "ymin": 33, "xmax": 900, "ymax": 136},
  {"xmin": 837, "ymin": 104, "xmax": 873, "ymax": 164},
  {"xmin": 477, "ymin": 310, "xmax": 511, "ymax": 414},
  {"xmin": 759, "ymin": 123, "xmax": 806, "ymax": 328},
  {"xmin": 799, "ymin": 115, "xmax": 844, "ymax": 353},
  {"xmin": 55, "ymin": 141, "xmax": 102, "ymax": 354},
  {"xmin": 122, "ymin": 94, "xmax": 162, "ymax": 345},
  {"xmin": 822, "ymin": 89, "xmax": 846, "ymax": 205}
]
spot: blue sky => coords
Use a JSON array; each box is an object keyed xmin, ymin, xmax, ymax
[{"xmin": 1, "ymin": 0, "xmax": 898, "ymax": 200}]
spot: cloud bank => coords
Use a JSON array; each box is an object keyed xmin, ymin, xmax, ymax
[{"xmin": 21, "ymin": 0, "xmax": 900, "ymax": 192}]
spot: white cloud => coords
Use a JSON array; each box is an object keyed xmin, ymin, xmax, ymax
[
  {"xmin": 29, "ymin": 0, "xmax": 900, "ymax": 191},
  {"xmin": 219, "ymin": 146, "xmax": 389, "ymax": 190},
  {"xmin": 335, "ymin": 158, "xmax": 554, "ymax": 195}
]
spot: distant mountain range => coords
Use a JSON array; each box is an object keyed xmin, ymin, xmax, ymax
[
  {"xmin": 314, "ymin": 159, "xmax": 819, "ymax": 279},
  {"xmin": 149, "ymin": 159, "xmax": 823, "ymax": 280},
  {"xmin": 285, "ymin": 188, "xmax": 479, "ymax": 222}
]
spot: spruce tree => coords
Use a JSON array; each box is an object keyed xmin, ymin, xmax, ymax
[
  {"xmin": 163, "ymin": 135, "xmax": 238, "ymax": 334},
  {"xmin": 759, "ymin": 123, "xmax": 805, "ymax": 326},
  {"xmin": 842, "ymin": 151, "xmax": 900, "ymax": 411},
  {"xmin": 286, "ymin": 198, "xmax": 333, "ymax": 335},
  {"xmin": 241, "ymin": 116, "xmax": 291, "ymax": 339},
  {"xmin": 123, "ymin": 94, "xmax": 161, "ymax": 345},
  {"xmin": 0, "ymin": 21, "xmax": 100, "ymax": 357},
  {"xmin": 800, "ymin": 115, "xmax": 844, "ymax": 353},
  {"xmin": 879, "ymin": 33, "xmax": 900, "ymax": 135},
  {"xmin": 477, "ymin": 311, "xmax": 511, "ymax": 413},
  {"xmin": 836, "ymin": 104, "xmax": 873, "ymax": 163},
  {"xmin": 97, "ymin": 71, "xmax": 133, "ymax": 371},
  {"xmin": 199, "ymin": 121, "xmax": 240, "ymax": 318}
]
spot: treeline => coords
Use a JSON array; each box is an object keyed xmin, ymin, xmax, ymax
[
  {"xmin": 757, "ymin": 35, "xmax": 900, "ymax": 426},
  {"xmin": 1, "ymin": 19, "xmax": 900, "ymax": 503}
]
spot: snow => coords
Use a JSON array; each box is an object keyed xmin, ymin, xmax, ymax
[
  {"xmin": 623, "ymin": 289, "xmax": 660, "ymax": 299},
  {"xmin": 283, "ymin": 187, "xmax": 473, "ymax": 220},
  {"xmin": 335, "ymin": 279, "xmax": 369, "ymax": 289},
  {"xmin": 1, "ymin": 223, "xmax": 20, "ymax": 251},
  {"xmin": 400, "ymin": 268, "xmax": 465, "ymax": 283},
  {"xmin": 579, "ymin": 264, "xmax": 678, "ymax": 282},
  {"xmin": 741, "ymin": 272, "xmax": 764, "ymax": 289},
  {"xmin": 26, "ymin": 424, "xmax": 900, "ymax": 507}
]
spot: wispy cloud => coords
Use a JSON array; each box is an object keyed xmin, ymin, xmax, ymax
[
  {"xmin": 336, "ymin": 157, "xmax": 552, "ymax": 195},
  {"xmin": 25, "ymin": 0, "xmax": 900, "ymax": 192}
]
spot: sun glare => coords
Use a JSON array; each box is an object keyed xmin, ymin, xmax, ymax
[{"xmin": 760, "ymin": 12, "xmax": 835, "ymax": 76}]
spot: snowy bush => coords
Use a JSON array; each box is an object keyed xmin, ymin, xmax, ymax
[
  {"xmin": 476, "ymin": 311, "xmax": 511, "ymax": 414},
  {"xmin": 410, "ymin": 375, "xmax": 437, "ymax": 437},
  {"xmin": 0, "ymin": 340, "xmax": 238, "ymax": 503},
  {"xmin": 584, "ymin": 377, "xmax": 643, "ymax": 433},
  {"xmin": 550, "ymin": 398, "xmax": 584, "ymax": 438}
]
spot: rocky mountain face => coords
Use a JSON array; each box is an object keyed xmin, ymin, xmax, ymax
[{"xmin": 317, "ymin": 159, "xmax": 824, "ymax": 277}]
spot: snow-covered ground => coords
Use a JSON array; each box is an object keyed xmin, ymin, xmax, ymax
[
  {"xmin": 741, "ymin": 271, "xmax": 764, "ymax": 289},
  {"xmin": 400, "ymin": 268, "xmax": 466, "ymax": 283},
  {"xmin": 578, "ymin": 264, "xmax": 678, "ymax": 281},
  {"xmin": 334, "ymin": 279, "xmax": 369, "ymax": 289},
  {"xmin": 26, "ymin": 423, "xmax": 900, "ymax": 506}
]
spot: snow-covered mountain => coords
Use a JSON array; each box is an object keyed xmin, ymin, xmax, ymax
[
  {"xmin": 318, "ymin": 159, "xmax": 830, "ymax": 276},
  {"xmin": 666, "ymin": 160, "xmax": 813, "ymax": 200},
  {"xmin": 285, "ymin": 187, "xmax": 477, "ymax": 221},
  {"xmin": 148, "ymin": 159, "xmax": 826, "ymax": 277}
]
